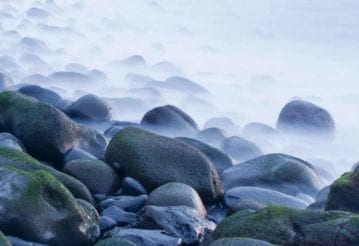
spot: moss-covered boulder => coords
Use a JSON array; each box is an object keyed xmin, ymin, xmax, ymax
[
  {"xmin": 209, "ymin": 237, "xmax": 276, "ymax": 246},
  {"xmin": 0, "ymin": 231, "xmax": 11, "ymax": 246},
  {"xmin": 0, "ymin": 147, "xmax": 93, "ymax": 203},
  {"xmin": 325, "ymin": 166, "xmax": 359, "ymax": 213},
  {"xmin": 63, "ymin": 159, "xmax": 120, "ymax": 194},
  {"xmin": 0, "ymin": 167, "xmax": 99, "ymax": 246},
  {"xmin": 212, "ymin": 206, "xmax": 359, "ymax": 245},
  {"xmin": 0, "ymin": 91, "xmax": 106, "ymax": 164},
  {"xmin": 221, "ymin": 154, "xmax": 323, "ymax": 197},
  {"xmin": 105, "ymin": 127, "xmax": 222, "ymax": 203}
]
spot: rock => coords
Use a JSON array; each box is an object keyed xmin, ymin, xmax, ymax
[
  {"xmin": 121, "ymin": 177, "xmax": 147, "ymax": 196},
  {"xmin": 276, "ymin": 100, "xmax": 335, "ymax": 140},
  {"xmin": 20, "ymin": 37, "xmax": 49, "ymax": 54},
  {"xmin": 0, "ymin": 167, "xmax": 99, "ymax": 246},
  {"xmin": 146, "ymin": 182, "xmax": 206, "ymax": 217},
  {"xmin": 140, "ymin": 105, "xmax": 199, "ymax": 137},
  {"xmin": 63, "ymin": 159, "xmax": 120, "ymax": 194},
  {"xmin": 66, "ymin": 94, "xmax": 112, "ymax": 121},
  {"xmin": 228, "ymin": 200, "xmax": 266, "ymax": 213},
  {"xmin": 120, "ymin": 55, "xmax": 146, "ymax": 66},
  {"xmin": 220, "ymin": 136, "xmax": 263, "ymax": 162},
  {"xmin": 0, "ymin": 231, "xmax": 10, "ymax": 246},
  {"xmin": 105, "ymin": 228, "xmax": 181, "ymax": 246},
  {"xmin": 48, "ymin": 71, "xmax": 93, "ymax": 85},
  {"xmin": 207, "ymin": 204, "xmax": 228, "ymax": 224},
  {"xmin": 94, "ymin": 238, "xmax": 136, "ymax": 246},
  {"xmin": 99, "ymin": 216, "xmax": 117, "ymax": 232},
  {"xmin": 308, "ymin": 186, "xmax": 330, "ymax": 210},
  {"xmin": 105, "ymin": 128, "xmax": 222, "ymax": 203},
  {"xmin": 0, "ymin": 72, "xmax": 13, "ymax": 89},
  {"xmin": 18, "ymin": 84, "xmax": 62, "ymax": 106},
  {"xmin": 0, "ymin": 133, "xmax": 25, "ymax": 151},
  {"xmin": 100, "ymin": 195, "xmax": 148, "ymax": 213},
  {"xmin": 176, "ymin": 137, "xmax": 234, "ymax": 175},
  {"xmin": 221, "ymin": 154, "xmax": 323, "ymax": 197},
  {"xmin": 0, "ymin": 147, "xmax": 93, "ymax": 203},
  {"xmin": 63, "ymin": 148, "xmax": 97, "ymax": 164},
  {"xmin": 203, "ymin": 117, "xmax": 238, "ymax": 134},
  {"xmin": 0, "ymin": 91, "xmax": 107, "ymax": 164},
  {"xmin": 135, "ymin": 205, "xmax": 216, "ymax": 245},
  {"xmin": 325, "ymin": 166, "xmax": 359, "ymax": 213},
  {"xmin": 195, "ymin": 127, "xmax": 228, "ymax": 147},
  {"xmin": 104, "ymin": 122, "xmax": 140, "ymax": 138},
  {"xmin": 212, "ymin": 206, "xmax": 359, "ymax": 246},
  {"xmin": 242, "ymin": 122, "xmax": 277, "ymax": 137},
  {"xmin": 224, "ymin": 187, "xmax": 308, "ymax": 210},
  {"xmin": 54, "ymin": 99, "xmax": 73, "ymax": 111},
  {"xmin": 101, "ymin": 206, "xmax": 136, "ymax": 226},
  {"xmin": 209, "ymin": 237, "xmax": 275, "ymax": 246}
]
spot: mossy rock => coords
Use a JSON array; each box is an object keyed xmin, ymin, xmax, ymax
[
  {"xmin": 0, "ymin": 147, "xmax": 93, "ymax": 203},
  {"xmin": 0, "ymin": 91, "xmax": 106, "ymax": 165},
  {"xmin": 0, "ymin": 166, "xmax": 99, "ymax": 245},
  {"xmin": 0, "ymin": 231, "xmax": 11, "ymax": 246},
  {"xmin": 94, "ymin": 238, "xmax": 136, "ymax": 246},
  {"xmin": 212, "ymin": 205, "xmax": 359, "ymax": 245},
  {"xmin": 105, "ymin": 127, "xmax": 222, "ymax": 203},
  {"xmin": 325, "ymin": 166, "xmax": 359, "ymax": 213},
  {"xmin": 209, "ymin": 237, "xmax": 276, "ymax": 246}
]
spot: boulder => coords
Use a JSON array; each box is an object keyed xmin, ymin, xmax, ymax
[
  {"xmin": 203, "ymin": 117, "xmax": 238, "ymax": 134},
  {"xmin": 210, "ymin": 237, "xmax": 275, "ymax": 246},
  {"xmin": 213, "ymin": 206, "xmax": 359, "ymax": 245},
  {"xmin": 195, "ymin": 127, "xmax": 228, "ymax": 147},
  {"xmin": 0, "ymin": 132, "xmax": 25, "ymax": 151},
  {"xmin": 63, "ymin": 159, "xmax": 120, "ymax": 194},
  {"xmin": 221, "ymin": 154, "xmax": 323, "ymax": 197},
  {"xmin": 0, "ymin": 167, "xmax": 99, "ymax": 246},
  {"xmin": 220, "ymin": 136, "xmax": 263, "ymax": 162},
  {"xmin": 0, "ymin": 91, "xmax": 107, "ymax": 164},
  {"xmin": 0, "ymin": 231, "xmax": 11, "ymax": 246},
  {"xmin": 140, "ymin": 105, "xmax": 198, "ymax": 137},
  {"xmin": 66, "ymin": 94, "xmax": 112, "ymax": 121},
  {"xmin": 276, "ymin": 100, "xmax": 335, "ymax": 140},
  {"xmin": 121, "ymin": 177, "xmax": 147, "ymax": 196},
  {"xmin": 146, "ymin": 182, "xmax": 206, "ymax": 217},
  {"xmin": 18, "ymin": 84, "xmax": 62, "ymax": 106},
  {"xmin": 105, "ymin": 128, "xmax": 222, "ymax": 203}
]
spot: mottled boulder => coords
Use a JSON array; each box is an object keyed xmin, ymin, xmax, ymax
[
  {"xmin": 0, "ymin": 91, "xmax": 107, "ymax": 164},
  {"xmin": 63, "ymin": 159, "xmax": 120, "ymax": 194},
  {"xmin": 276, "ymin": 100, "xmax": 335, "ymax": 140},
  {"xmin": 140, "ymin": 105, "xmax": 198, "ymax": 137},
  {"xmin": 0, "ymin": 147, "xmax": 93, "ymax": 203},
  {"xmin": 66, "ymin": 94, "xmax": 112, "ymax": 121},
  {"xmin": 213, "ymin": 206, "xmax": 359, "ymax": 245},
  {"xmin": 220, "ymin": 136, "xmax": 263, "ymax": 162},
  {"xmin": 221, "ymin": 154, "xmax": 323, "ymax": 197},
  {"xmin": 176, "ymin": 137, "xmax": 234, "ymax": 175},
  {"xmin": 146, "ymin": 182, "xmax": 206, "ymax": 217},
  {"xmin": 0, "ymin": 167, "xmax": 99, "ymax": 246},
  {"xmin": 105, "ymin": 128, "xmax": 222, "ymax": 203}
]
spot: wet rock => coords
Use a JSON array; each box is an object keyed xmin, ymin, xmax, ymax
[
  {"xmin": 101, "ymin": 206, "xmax": 136, "ymax": 226},
  {"xmin": 63, "ymin": 148, "xmax": 97, "ymax": 164},
  {"xmin": 210, "ymin": 237, "xmax": 275, "ymax": 246},
  {"xmin": 195, "ymin": 127, "xmax": 228, "ymax": 147},
  {"xmin": 104, "ymin": 122, "xmax": 140, "ymax": 139},
  {"xmin": 99, "ymin": 216, "xmax": 117, "ymax": 232},
  {"xmin": 121, "ymin": 177, "xmax": 147, "ymax": 196},
  {"xmin": 0, "ymin": 133, "xmax": 25, "ymax": 151},
  {"xmin": 18, "ymin": 84, "xmax": 62, "ymax": 106},
  {"xmin": 94, "ymin": 238, "xmax": 136, "ymax": 246},
  {"xmin": 100, "ymin": 195, "xmax": 148, "ymax": 213}
]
